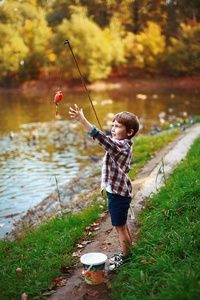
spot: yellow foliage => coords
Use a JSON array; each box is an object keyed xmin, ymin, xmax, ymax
[
  {"xmin": 137, "ymin": 21, "xmax": 165, "ymax": 56},
  {"xmin": 167, "ymin": 22, "xmax": 200, "ymax": 76},
  {"xmin": 55, "ymin": 9, "xmax": 112, "ymax": 82},
  {"xmin": 25, "ymin": 19, "xmax": 33, "ymax": 30},
  {"xmin": 124, "ymin": 21, "xmax": 166, "ymax": 73},
  {"xmin": 49, "ymin": 53, "xmax": 57, "ymax": 62}
]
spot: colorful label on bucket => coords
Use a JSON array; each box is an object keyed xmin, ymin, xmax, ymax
[{"xmin": 83, "ymin": 263, "xmax": 105, "ymax": 285}]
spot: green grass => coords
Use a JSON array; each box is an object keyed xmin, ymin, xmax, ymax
[
  {"xmin": 0, "ymin": 128, "xmax": 192, "ymax": 299},
  {"xmin": 110, "ymin": 137, "xmax": 200, "ymax": 299},
  {"xmin": 129, "ymin": 130, "xmax": 179, "ymax": 180},
  {"xmin": 0, "ymin": 201, "xmax": 107, "ymax": 299}
]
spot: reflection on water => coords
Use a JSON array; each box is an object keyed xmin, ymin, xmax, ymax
[{"xmin": 0, "ymin": 86, "xmax": 199, "ymax": 238}]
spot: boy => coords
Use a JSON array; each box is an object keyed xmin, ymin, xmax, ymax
[{"xmin": 69, "ymin": 104, "xmax": 139, "ymax": 269}]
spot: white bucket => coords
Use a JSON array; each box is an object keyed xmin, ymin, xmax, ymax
[{"xmin": 80, "ymin": 252, "xmax": 107, "ymax": 285}]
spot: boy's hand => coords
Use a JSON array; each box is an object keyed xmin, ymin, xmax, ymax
[
  {"xmin": 69, "ymin": 104, "xmax": 84, "ymax": 121},
  {"xmin": 69, "ymin": 104, "xmax": 93, "ymax": 132}
]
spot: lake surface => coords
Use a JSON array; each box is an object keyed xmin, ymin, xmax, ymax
[{"xmin": 0, "ymin": 83, "xmax": 199, "ymax": 238}]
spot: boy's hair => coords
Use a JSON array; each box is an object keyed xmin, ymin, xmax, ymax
[{"xmin": 113, "ymin": 112, "xmax": 139, "ymax": 139}]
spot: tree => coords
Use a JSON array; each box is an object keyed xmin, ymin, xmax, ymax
[
  {"xmin": 166, "ymin": 0, "xmax": 200, "ymax": 39},
  {"xmin": 21, "ymin": 8, "xmax": 52, "ymax": 79},
  {"xmin": 53, "ymin": 6, "xmax": 112, "ymax": 82},
  {"xmin": 130, "ymin": 0, "xmax": 168, "ymax": 35},
  {"xmin": 0, "ymin": 1, "xmax": 52, "ymax": 83},
  {"xmin": 0, "ymin": 23, "xmax": 29, "ymax": 78},
  {"xmin": 46, "ymin": 0, "xmax": 78, "ymax": 27},
  {"xmin": 124, "ymin": 21, "xmax": 166, "ymax": 75},
  {"xmin": 105, "ymin": 13, "xmax": 126, "ymax": 69},
  {"xmin": 166, "ymin": 23, "xmax": 200, "ymax": 76}
]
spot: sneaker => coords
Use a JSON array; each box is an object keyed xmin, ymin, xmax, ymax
[
  {"xmin": 109, "ymin": 254, "xmax": 132, "ymax": 271},
  {"xmin": 109, "ymin": 253, "xmax": 123, "ymax": 264},
  {"xmin": 109, "ymin": 259, "xmax": 124, "ymax": 271}
]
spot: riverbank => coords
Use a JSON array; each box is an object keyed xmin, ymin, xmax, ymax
[
  {"xmin": 1, "ymin": 74, "xmax": 200, "ymax": 242},
  {"xmin": 1, "ymin": 76, "xmax": 200, "ymax": 93},
  {"xmin": 48, "ymin": 122, "xmax": 200, "ymax": 300},
  {"xmin": 1, "ymin": 123, "xmax": 199, "ymax": 300},
  {"xmin": 4, "ymin": 127, "xmax": 180, "ymax": 241},
  {"xmin": 6, "ymin": 163, "xmax": 102, "ymax": 242},
  {"xmin": 3, "ymin": 123, "xmax": 198, "ymax": 243}
]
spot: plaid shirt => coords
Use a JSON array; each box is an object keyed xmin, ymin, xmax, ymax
[{"xmin": 88, "ymin": 126, "xmax": 133, "ymax": 197}]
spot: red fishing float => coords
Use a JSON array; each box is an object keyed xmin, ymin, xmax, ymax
[{"xmin": 53, "ymin": 90, "xmax": 62, "ymax": 115}]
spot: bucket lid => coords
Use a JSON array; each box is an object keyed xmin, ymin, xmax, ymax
[{"xmin": 80, "ymin": 252, "xmax": 107, "ymax": 265}]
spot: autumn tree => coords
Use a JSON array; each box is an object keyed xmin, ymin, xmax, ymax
[
  {"xmin": 0, "ymin": 0, "xmax": 52, "ymax": 84},
  {"xmin": 53, "ymin": 6, "xmax": 112, "ymax": 82},
  {"xmin": 124, "ymin": 22, "xmax": 166, "ymax": 76},
  {"xmin": 0, "ymin": 24, "xmax": 29, "ymax": 81},
  {"xmin": 21, "ymin": 8, "xmax": 52, "ymax": 80},
  {"xmin": 166, "ymin": 0, "xmax": 200, "ymax": 37},
  {"xmin": 46, "ymin": 0, "xmax": 79, "ymax": 27},
  {"xmin": 166, "ymin": 23, "xmax": 200, "ymax": 76}
]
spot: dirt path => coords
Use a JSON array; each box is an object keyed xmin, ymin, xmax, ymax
[{"xmin": 48, "ymin": 124, "xmax": 200, "ymax": 300}]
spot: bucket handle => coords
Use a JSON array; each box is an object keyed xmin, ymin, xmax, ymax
[{"xmin": 82, "ymin": 264, "xmax": 93, "ymax": 275}]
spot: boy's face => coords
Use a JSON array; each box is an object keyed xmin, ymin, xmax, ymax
[{"xmin": 111, "ymin": 120, "xmax": 131, "ymax": 140}]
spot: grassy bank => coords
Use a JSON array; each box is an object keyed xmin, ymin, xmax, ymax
[
  {"xmin": 129, "ymin": 130, "xmax": 179, "ymax": 180},
  {"xmin": 110, "ymin": 136, "xmax": 200, "ymax": 299},
  {"xmin": 0, "ymin": 128, "xmax": 189, "ymax": 300},
  {"xmin": 0, "ymin": 202, "xmax": 107, "ymax": 299}
]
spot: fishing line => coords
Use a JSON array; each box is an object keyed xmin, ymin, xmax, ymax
[{"xmin": 64, "ymin": 39, "xmax": 103, "ymax": 131}]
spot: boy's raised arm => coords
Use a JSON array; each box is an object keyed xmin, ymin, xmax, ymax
[{"xmin": 69, "ymin": 104, "xmax": 93, "ymax": 132}]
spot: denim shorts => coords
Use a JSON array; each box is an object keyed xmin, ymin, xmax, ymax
[{"xmin": 106, "ymin": 191, "xmax": 131, "ymax": 226}]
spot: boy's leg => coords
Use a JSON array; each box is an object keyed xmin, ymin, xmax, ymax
[
  {"xmin": 115, "ymin": 222, "xmax": 132, "ymax": 256},
  {"xmin": 126, "ymin": 223, "xmax": 132, "ymax": 246}
]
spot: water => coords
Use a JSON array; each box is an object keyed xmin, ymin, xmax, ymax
[{"xmin": 0, "ymin": 84, "xmax": 199, "ymax": 238}]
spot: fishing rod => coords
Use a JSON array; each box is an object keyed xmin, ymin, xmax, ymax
[{"xmin": 64, "ymin": 39, "xmax": 103, "ymax": 132}]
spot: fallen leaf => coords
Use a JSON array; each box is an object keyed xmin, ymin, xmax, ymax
[
  {"xmin": 75, "ymin": 243, "xmax": 84, "ymax": 248},
  {"xmin": 81, "ymin": 241, "xmax": 91, "ymax": 245},
  {"xmin": 93, "ymin": 227, "xmax": 100, "ymax": 231},
  {"xmin": 85, "ymin": 226, "xmax": 91, "ymax": 230},
  {"xmin": 161, "ymin": 209, "xmax": 167, "ymax": 214},
  {"xmin": 150, "ymin": 257, "xmax": 156, "ymax": 262},
  {"xmin": 21, "ymin": 292, "xmax": 28, "ymax": 300},
  {"xmin": 89, "ymin": 291, "xmax": 99, "ymax": 297},
  {"xmin": 140, "ymin": 259, "xmax": 148, "ymax": 264},
  {"xmin": 16, "ymin": 268, "xmax": 23, "ymax": 274},
  {"xmin": 57, "ymin": 279, "xmax": 67, "ymax": 287},
  {"xmin": 83, "ymin": 291, "xmax": 100, "ymax": 299},
  {"xmin": 176, "ymin": 209, "xmax": 181, "ymax": 214},
  {"xmin": 22, "ymin": 255, "xmax": 26, "ymax": 260},
  {"xmin": 91, "ymin": 222, "xmax": 100, "ymax": 226},
  {"xmin": 50, "ymin": 277, "xmax": 67, "ymax": 287},
  {"xmin": 3, "ymin": 246, "xmax": 10, "ymax": 252},
  {"xmin": 159, "ymin": 244, "xmax": 165, "ymax": 247},
  {"xmin": 72, "ymin": 250, "xmax": 82, "ymax": 257},
  {"xmin": 60, "ymin": 266, "xmax": 71, "ymax": 274}
]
